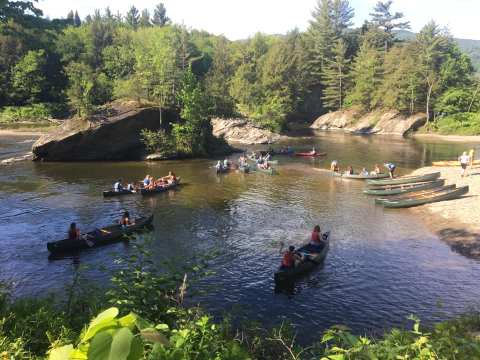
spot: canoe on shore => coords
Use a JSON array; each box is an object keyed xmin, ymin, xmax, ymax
[
  {"xmin": 363, "ymin": 179, "xmax": 445, "ymax": 196},
  {"xmin": 381, "ymin": 186, "xmax": 469, "ymax": 209},
  {"xmin": 374, "ymin": 184, "xmax": 456, "ymax": 205},
  {"xmin": 333, "ymin": 172, "xmax": 390, "ymax": 180},
  {"xmin": 432, "ymin": 160, "xmax": 480, "ymax": 167},
  {"xmin": 367, "ymin": 172, "xmax": 440, "ymax": 186},
  {"xmin": 103, "ymin": 189, "xmax": 136, "ymax": 197},
  {"xmin": 140, "ymin": 179, "xmax": 181, "ymax": 195},
  {"xmin": 294, "ymin": 152, "xmax": 327, "ymax": 157},
  {"xmin": 274, "ymin": 232, "xmax": 330, "ymax": 283},
  {"xmin": 47, "ymin": 215, "xmax": 153, "ymax": 254}
]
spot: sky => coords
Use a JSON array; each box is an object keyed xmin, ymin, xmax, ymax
[{"xmin": 37, "ymin": 0, "xmax": 480, "ymax": 40}]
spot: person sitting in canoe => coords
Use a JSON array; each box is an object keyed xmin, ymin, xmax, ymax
[
  {"xmin": 330, "ymin": 160, "xmax": 339, "ymax": 172},
  {"xmin": 215, "ymin": 161, "xmax": 223, "ymax": 172},
  {"xmin": 384, "ymin": 162, "xmax": 396, "ymax": 178},
  {"xmin": 119, "ymin": 211, "xmax": 134, "ymax": 227},
  {"xmin": 371, "ymin": 164, "xmax": 381, "ymax": 175},
  {"xmin": 281, "ymin": 246, "xmax": 302, "ymax": 269},
  {"xmin": 223, "ymin": 158, "xmax": 230, "ymax": 169},
  {"xmin": 360, "ymin": 168, "xmax": 369, "ymax": 176},
  {"xmin": 258, "ymin": 161, "xmax": 271, "ymax": 170},
  {"xmin": 68, "ymin": 222, "xmax": 80, "ymax": 240},
  {"xmin": 113, "ymin": 179, "xmax": 124, "ymax": 192},
  {"xmin": 143, "ymin": 175, "xmax": 151, "ymax": 188},
  {"xmin": 346, "ymin": 166, "xmax": 354, "ymax": 175},
  {"xmin": 309, "ymin": 225, "xmax": 326, "ymax": 252},
  {"xmin": 309, "ymin": 147, "xmax": 316, "ymax": 156},
  {"xmin": 126, "ymin": 183, "xmax": 135, "ymax": 191}
]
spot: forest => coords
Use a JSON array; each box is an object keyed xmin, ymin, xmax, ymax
[{"xmin": 1, "ymin": 0, "xmax": 479, "ymax": 136}]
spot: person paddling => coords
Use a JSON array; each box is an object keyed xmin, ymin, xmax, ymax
[
  {"xmin": 385, "ymin": 162, "xmax": 396, "ymax": 178},
  {"xmin": 281, "ymin": 246, "xmax": 301, "ymax": 269},
  {"xmin": 119, "ymin": 211, "xmax": 134, "ymax": 227},
  {"xmin": 309, "ymin": 225, "xmax": 325, "ymax": 252},
  {"xmin": 68, "ymin": 222, "xmax": 80, "ymax": 240}
]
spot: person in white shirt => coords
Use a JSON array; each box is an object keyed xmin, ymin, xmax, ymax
[{"xmin": 459, "ymin": 151, "xmax": 470, "ymax": 177}]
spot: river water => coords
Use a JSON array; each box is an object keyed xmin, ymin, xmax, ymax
[{"xmin": 1, "ymin": 131, "xmax": 480, "ymax": 341}]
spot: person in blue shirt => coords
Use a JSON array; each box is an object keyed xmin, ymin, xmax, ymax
[
  {"xmin": 143, "ymin": 175, "xmax": 151, "ymax": 187},
  {"xmin": 385, "ymin": 163, "xmax": 396, "ymax": 178}
]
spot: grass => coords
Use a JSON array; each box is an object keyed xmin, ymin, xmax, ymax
[{"xmin": 427, "ymin": 113, "xmax": 480, "ymax": 136}]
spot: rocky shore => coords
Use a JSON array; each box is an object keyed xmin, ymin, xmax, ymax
[
  {"xmin": 411, "ymin": 166, "xmax": 480, "ymax": 258},
  {"xmin": 211, "ymin": 118, "xmax": 287, "ymax": 144}
]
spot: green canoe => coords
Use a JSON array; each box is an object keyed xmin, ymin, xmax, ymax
[
  {"xmin": 381, "ymin": 186, "xmax": 469, "ymax": 209},
  {"xmin": 367, "ymin": 172, "xmax": 440, "ymax": 186},
  {"xmin": 375, "ymin": 184, "xmax": 456, "ymax": 205},
  {"xmin": 333, "ymin": 172, "xmax": 389, "ymax": 180},
  {"xmin": 256, "ymin": 164, "xmax": 278, "ymax": 175},
  {"xmin": 364, "ymin": 179, "xmax": 445, "ymax": 196}
]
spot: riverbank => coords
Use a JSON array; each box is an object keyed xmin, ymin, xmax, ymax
[
  {"xmin": 413, "ymin": 133, "xmax": 480, "ymax": 143},
  {"xmin": 0, "ymin": 128, "xmax": 49, "ymax": 136},
  {"xmin": 411, "ymin": 166, "xmax": 480, "ymax": 258}
]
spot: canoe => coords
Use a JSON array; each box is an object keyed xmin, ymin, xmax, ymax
[
  {"xmin": 367, "ymin": 172, "xmax": 441, "ymax": 186},
  {"xmin": 363, "ymin": 179, "xmax": 445, "ymax": 196},
  {"xmin": 47, "ymin": 215, "xmax": 153, "ymax": 254},
  {"xmin": 374, "ymin": 184, "xmax": 456, "ymax": 204},
  {"xmin": 274, "ymin": 232, "xmax": 330, "ymax": 283},
  {"xmin": 140, "ymin": 179, "xmax": 181, "ymax": 196},
  {"xmin": 238, "ymin": 165, "xmax": 250, "ymax": 173},
  {"xmin": 333, "ymin": 172, "xmax": 390, "ymax": 180},
  {"xmin": 381, "ymin": 186, "xmax": 469, "ymax": 209},
  {"xmin": 432, "ymin": 160, "xmax": 480, "ymax": 167},
  {"xmin": 247, "ymin": 155, "xmax": 278, "ymax": 165},
  {"xmin": 295, "ymin": 152, "xmax": 327, "ymax": 157},
  {"xmin": 103, "ymin": 189, "xmax": 136, "ymax": 197},
  {"xmin": 256, "ymin": 164, "xmax": 278, "ymax": 175}
]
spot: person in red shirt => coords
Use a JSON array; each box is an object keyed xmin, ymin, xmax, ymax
[
  {"xmin": 281, "ymin": 246, "xmax": 301, "ymax": 269},
  {"xmin": 68, "ymin": 222, "xmax": 80, "ymax": 240},
  {"xmin": 310, "ymin": 225, "xmax": 325, "ymax": 252}
]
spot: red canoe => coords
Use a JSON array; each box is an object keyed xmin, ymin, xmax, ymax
[{"xmin": 295, "ymin": 152, "xmax": 327, "ymax": 157}]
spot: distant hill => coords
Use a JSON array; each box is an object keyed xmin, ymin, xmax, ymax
[{"xmin": 395, "ymin": 30, "xmax": 480, "ymax": 70}]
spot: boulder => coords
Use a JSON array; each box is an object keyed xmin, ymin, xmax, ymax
[
  {"xmin": 32, "ymin": 107, "xmax": 176, "ymax": 161},
  {"xmin": 211, "ymin": 118, "xmax": 286, "ymax": 144},
  {"xmin": 310, "ymin": 109, "xmax": 426, "ymax": 136}
]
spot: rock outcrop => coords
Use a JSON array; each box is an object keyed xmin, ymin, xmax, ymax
[
  {"xmin": 33, "ymin": 107, "xmax": 175, "ymax": 161},
  {"xmin": 211, "ymin": 118, "xmax": 286, "ymax": 144},
  {"xmin": 310, "ymin": 109, "xmax": 426, "ymax": 136}
]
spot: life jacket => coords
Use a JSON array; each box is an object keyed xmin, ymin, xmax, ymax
[
  {"xmin": 282, "ymin": 251, "xmax": 295, "ymax": 267},
  {"xmin": 311, "ymin": 231, "xmax": 321, "ymax": 244}
]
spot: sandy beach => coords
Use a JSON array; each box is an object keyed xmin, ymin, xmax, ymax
[
  {"xmin": 411, "ymin": 165, "xmax": 480, "ymax": 258},
  {"xmin": 0, "ymin": 129, "xmax": 46, "ymax": 136},
  {"xmin": 413, "ymin": 133, "xmax": 480, "ymax": 143}
]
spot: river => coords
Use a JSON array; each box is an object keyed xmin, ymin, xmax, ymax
[{"xmin": 1, "ymin": 131, "xmax": 480, "ymax": 341}]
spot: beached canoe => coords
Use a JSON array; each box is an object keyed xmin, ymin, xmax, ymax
[
  {"xmin": 103, "ymin": 189, "xmax": 136, "ymax": 197},
  {"xmin": 274, "ymin": 232, "xmax": 330, "ymax": 283},
  {"xmin": 381, "ymin": 186, "xmax": 469, "ymax": 209},
  {"xmin": 47, "ymin": 215, "xmax": 153, "ymax": 254},
  {"xmin": 333, "ymin": 172, "xmax": 390, "ymax": 180},
  {"xmin": 374, "ymin": 185, "xmax": 456, "ymax": 205},
  {"xmin": 294, "ymin": 152, "xmax": 327, "ymax": 157},
  {"xmin": 363, "ymin": 179, "xmax": 445, "ymax": 196},
  {"xmin": 140, "ymin": 179, "xmax": 181, "ymax": 195},
  {"xmin": 367, "ymin": 172, "xmax": 441, "ymax": 186},
  {"xmin": 432, "ymin": 160, "xmax": 480, "ymax": 167}
]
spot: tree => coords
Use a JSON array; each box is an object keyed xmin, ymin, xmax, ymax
[
  {"xmin": 11, "ymin": 49, "xmax": 47, "ymax": 103},
  {"xmin": 74, "ymin": 10, "xmax": 81, "ymax": 27},
  {"xmin": 125, "ymin": 6, "xmax": 139, "ymax": 29},
  {"xmin": 139, "ymin": 9, "xmax": 151, "ymax": 27},
  {"xmin": 90, "ymin": 10, "xmax": 114, "ymax": 69},
  {"xmin": 321, "ymin": 39, "xmax": 349, "ymax": 110},
  {"xmin": 205, "ymin": 36, "xmax": 236, "ymax": 117},
  {"xmin": 152, "ymin": 3, "xmax": 170, "ymax": 26},
  {"xmin": 369, "ymin": 0, "xmax": 410, "ymax": 50},
  {"xmin": 66, "ymin": 10, "xmax": 74, "ymax": 25},
  {"xmin": 65, "ymin": 62, "xmax": 95, "ymax": 117},
  {"xmin": 0, "ymin": 0, "xmax": 43, "ymax": 26}
]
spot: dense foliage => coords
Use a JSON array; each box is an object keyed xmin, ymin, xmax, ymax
[{"xmin": 1, "ymin": 0, "xmax": 479, "ymax": 134}]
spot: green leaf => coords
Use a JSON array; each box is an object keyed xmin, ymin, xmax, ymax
[
  {"xmin": 83, "ymin": 308, "xmax": 120, "ymax": 342},
  {"xmin": 155, "ymin": 323, "xmax": 170, "ymax": 331},
  {"xmin": 88, "ymin": 331, "xmax": 114, "ymax": 360},
  {"xmin": 118, "ymin": 313, "xmax": 137, "ymax": 329},
  {"xmin": 109, "ymin": 328, "xmax": 134, "ymax": 360},
  {"xmin": 83, "ymin": 319, "xmax": 119, "ymax": 343},
  {"xmin": 141, "ymin": 328, "xmax": 170, "ymax": 346},
  {"xmin": 48, "ymin": 344, "xmax": 73, "ymax": 360},
  {"xmin": 127, "ymin": 336, "xmax": 144, "ymax": 360}
]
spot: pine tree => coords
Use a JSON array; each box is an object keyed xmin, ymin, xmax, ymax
[
  {"xmin": 66, "ymin": 10, "xmax": 74, "ymax": 25},
  {"xmin": 73, "ymin": 11, "xmax": 81, "ymax": 27},
  {"xmin": 321, "ymin": 39, "xmax": 350, "ymax": 110},
  {"xmin": 369, "ymin": 0, "xmax": 410, "ymax": 50},
  {"xmin": 125, "ymin": 6, "xmax": 140, "ymax": 29},
  {"xmin": 152, "ymin": 3, "xmax": 170, "ymax": 26},
  {"xmin": 139, "ymin": 9, "xmax": 151, "ymax": 27}
]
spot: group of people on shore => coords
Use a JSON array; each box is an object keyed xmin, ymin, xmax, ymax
[
  {"xmin": 330, "ymin": 161, "xmax": 396, "ymax": 178},
  {"xmin": 459, "ymin": 149, "xmax": 476, "ymax": 177},
  {"xmin": 281, "ymin": 225, "xmax": 327, "ymax": 269}
]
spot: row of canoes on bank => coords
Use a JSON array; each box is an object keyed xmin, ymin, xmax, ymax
[{"xmin": 362, "ymin": 172, "xmax": 468, "ymax": 208}]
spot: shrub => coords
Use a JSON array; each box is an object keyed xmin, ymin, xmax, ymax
[
  {"xmin": 434, "ymin": 112, "xmax": 480, "ymax": 135},
  {"xmin": 0, "ymin": 103, "xmax": 68, "ymax": 123},
  {"xmin": 140, "ymin": 129, "xmax": 176, "ymax": 156}
]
